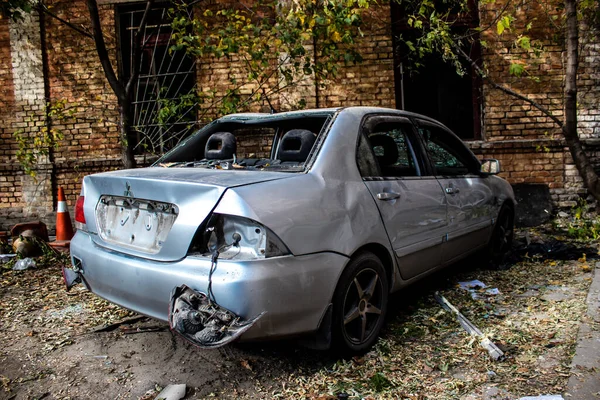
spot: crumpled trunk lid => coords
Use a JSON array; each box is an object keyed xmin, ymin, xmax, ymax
[{"xmin": 82, "ymin": 168, "xmax": 290, "ymax": 261}]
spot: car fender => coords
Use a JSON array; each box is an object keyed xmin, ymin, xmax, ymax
[{"xmin": 213, "ymin": 173, "xmax": 398, "ymax": 289}]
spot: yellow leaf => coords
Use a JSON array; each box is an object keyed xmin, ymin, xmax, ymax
[
  {"xmin": 497, "ymin": 20, "xmax": 505, "ymax": 35},
  {"xmin": 581, "ymin": 264, "xmax": 591, "ymax": 272},
  {"xmin": 330, "ymin": 30, "xmax": 342, "ymax": 43}
]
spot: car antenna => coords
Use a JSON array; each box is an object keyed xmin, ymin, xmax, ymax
[{"xmin": 262, "ymin": 87, "xmax": 277, "ymax": 114}]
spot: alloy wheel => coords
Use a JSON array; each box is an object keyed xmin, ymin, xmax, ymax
[{"xmin": 341, "ymin": 267, "xmax": 385, "ymax": 345}]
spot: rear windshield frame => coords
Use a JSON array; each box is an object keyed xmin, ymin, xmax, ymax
[{"xmin": 154, "ymin": 112, "xmax": 334, "ymax": 173}]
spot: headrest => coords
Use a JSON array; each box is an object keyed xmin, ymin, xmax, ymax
[
  {"xmin": 278, "ymin": 129, "xmax": 316, "ymax": 162},
  {"xmin": 205, "ymin": 132, "xmax": 236, "ymax": 160},
  {"xmin": 369, "ymin": 134, "xmax": 398, "ymax": 167}
]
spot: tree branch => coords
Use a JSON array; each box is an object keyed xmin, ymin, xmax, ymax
[
  {"xmin": 455, "ymin": 0, "xmax": 512, "ymax": 41},
  {"xmin": 453, "ymin": 43, "xmax": 564, "ymax": 127},
  {"xmin": 38, "ymin": 4, "xmax": 94, "ymax": 39},
  {"xmin": 125, "ymin": 0, "xmax": 156, "ymax": 97},
  {"xmin": 86, "ymin": 0, "xmax": 125, "ymax": 102}
]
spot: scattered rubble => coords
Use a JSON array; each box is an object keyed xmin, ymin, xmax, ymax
[
  {"xmin": 10, "ymin": 221, "xmax": 49, "ymax": 257},
  {"xmin": 0, "ymin": 215, "xmax": 598, "ymax": 399},
  {"xmin": 434, "ymin": 292, "xmax": 505, "ymax": 361},
  {"xmin": 155, "ymin": 384, "xmax": 186, "ymax": 400},
  {"xmin": 12, "ymin": 257, "xmax": 36, "ymax": 271}
]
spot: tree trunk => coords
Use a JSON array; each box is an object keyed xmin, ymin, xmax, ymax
[
  {"xmin": 87, "ymin": 0, "xmax": 138, "ymax": 169},
  {"xmin": 119, "ymin": 100, "xmax": 137, "ymax": 169},
  {"xmin": 562, "ymin": 0, "xmax": 600, "ymax": 203}
]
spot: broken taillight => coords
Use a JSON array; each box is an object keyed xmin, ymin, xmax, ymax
[
  {"xmin": 74, "ymin": 196, "xmax": 86, "ymax": 230},
  {"xmin": 187, "ymin": 213, "xmax": 290, "ymax": 260}
]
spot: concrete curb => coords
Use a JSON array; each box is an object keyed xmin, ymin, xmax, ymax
[{"xmin": 564, "ymin": 261, "xmax": 600, "ymax": 399}]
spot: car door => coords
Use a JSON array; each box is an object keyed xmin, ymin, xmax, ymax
[
  {"xmin": 357, "ymin": 115, "xmax": 448, "ymax": 280},
  {"xmin": 414, "ymin": 120, "xmax": 495, "ymax": 263}
]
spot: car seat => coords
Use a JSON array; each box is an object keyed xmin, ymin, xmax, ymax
[
  {"xmin": 369, "ymin": 134, "xmax": 398, "ymax": 173},
  {"xmin": 277, "ymin": 129, "xmax": 316, "ymax": 163},
  {"xmin": 205, "ymin": 132, "xmax": 236, "ymax": 160}
]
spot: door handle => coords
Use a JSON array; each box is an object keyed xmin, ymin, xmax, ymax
[
  {"xmin": 445, "ymin": 187, "xmax": 460, "ymax": 195},
  {"xmin": 377, "ymin": 192, "xmax": 401, "ymax": 201}
]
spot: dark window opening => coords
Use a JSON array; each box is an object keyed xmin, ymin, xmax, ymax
[
  {"xmin": 390, "ymin": 1, "xmax": 482, "ymax": 140},
  {"xmin": 118, "ymin": 3, "xmax": 197, "ymax": 155}
]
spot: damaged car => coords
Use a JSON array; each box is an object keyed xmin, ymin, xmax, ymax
[{"xmin": 65, "ymin": 107, "xmax": 515, "ymax": 352}]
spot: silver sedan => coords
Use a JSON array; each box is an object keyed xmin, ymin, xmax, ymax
[{"xmin": 65, "ymin": 107, "xmax": 515, "ymax": 353}]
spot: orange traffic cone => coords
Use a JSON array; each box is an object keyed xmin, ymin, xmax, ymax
[{"xmin": 53, "ymin": 187, "xmax": 74, "ymax": 247}]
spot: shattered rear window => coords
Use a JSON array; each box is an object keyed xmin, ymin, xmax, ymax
[{"xmin": 155, "ymin": 113, "xmax": 332, "ymax": 172}]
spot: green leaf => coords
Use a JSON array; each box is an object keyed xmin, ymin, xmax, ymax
[
  {"xmin": 497, "ymin": 20, "xmax": 505, "ymax": 35},
  {"xmin": 509, "ymin": 63, "xmax": 525, "ymax": 77},
  {"xmin": 517, "ymin": 36, "xmax": 531, "ymax": 50}
]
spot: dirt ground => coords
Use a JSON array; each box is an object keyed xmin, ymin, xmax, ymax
[{"xmin": 0, "ymin": 226, "xmax": 598, "ymax": 400}]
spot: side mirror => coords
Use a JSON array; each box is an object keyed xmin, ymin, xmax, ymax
[{"xmin": 480, "ymin": 159, "xmax": 501, "ymax": 175}]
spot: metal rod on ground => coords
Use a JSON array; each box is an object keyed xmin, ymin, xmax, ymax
[{"xmin": 434, "ymin": 291, "xmax": 505, "ymax": 361}]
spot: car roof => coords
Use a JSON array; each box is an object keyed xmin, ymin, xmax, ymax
[
  {"xmin": 218, "ymin": 108, "xmax": 341, "ymax": 121},
  {"xmin": 218, "ymin": 107, "xmax": 448, "ymax": 130}
]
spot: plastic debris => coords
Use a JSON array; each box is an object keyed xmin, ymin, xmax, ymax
[
  {"xmin": 12, "ymin": 257, "xmax": 36, "ymax": 271},
  {"xmin": 458, "ymin": 280, "xmax": 501, "ymax": 299},
  {"xmin": 0, "ymin": 254, "xmax": 16, "ymax": 264},
  {"xmin": 155, "ymin": 384, "xmax": 186, "ymax": 400},
  {"xmin": 459, "ymin": 280, "xmax": 487, "ymax": 290},
  {"xmin": 434, "ymin": 292, "xmax": 505, "ymax": 360},
  {"xmin": 518, "ymin": 396, "xmax": 564, "ymax": 400}
]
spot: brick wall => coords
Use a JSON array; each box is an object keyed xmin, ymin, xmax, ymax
[
  {"xmin": 46, "ymin": 1, "xmax": 121, "ymax": 162},
  {"xmin": 475, "ymin": 0, "xmax": 600, "ymax": 207},
  {"xmin": 318, "ymin": 4, "xmax": 395, "ymax": 108},
  {"xmin": 0, "ymin": 18, "xmax": 14, "ymax": 108},
  {"xmin": 578, "ymin": 23, "xmax": 600, "ymax": 140},
  {"xmin": 0, "ymin": 1, "xmax": 123, "ymax": 232},
  {"xmin": 0, "ymin": 11, "xmax": 54, "ymax": 232}
]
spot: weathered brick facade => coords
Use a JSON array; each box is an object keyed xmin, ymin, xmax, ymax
[
  {"xmin": 0, "ymin": 0, "xmax": 599, "ymax": 233},
  {"xmin": 475, "ymin": 0, "xmax": 600, "ymax": 207}
]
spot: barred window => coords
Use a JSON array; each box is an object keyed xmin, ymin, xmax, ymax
[{"xmin": 118, "ymin": 3, "xmax": 198, "ymax": 155}]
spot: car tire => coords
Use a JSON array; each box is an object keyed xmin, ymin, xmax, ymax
[
  {"xmin": 488, "ymin": 204, "xmax": 514, "ymax": 269},
  {"xmin": 331, "ymin": 251, "xmax": 389, "ymax": 354}
]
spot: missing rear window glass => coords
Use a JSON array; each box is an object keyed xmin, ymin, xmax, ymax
[{"xmin": 156, "ymin": 114, "xmax": 331, "ymax": 172}]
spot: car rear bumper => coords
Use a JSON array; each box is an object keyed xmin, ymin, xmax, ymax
[{"xmin": 70, "ymin": 231, "xmax": 348, "ymax": 340}]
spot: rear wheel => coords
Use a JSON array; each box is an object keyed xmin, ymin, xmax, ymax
[
  {"xmin": 332, "ymin": 252, "xmax": 388, "ymax": 354},
  {"xmin": 488, "ymin": 204, "xmax": 514, "ymax": 268}
]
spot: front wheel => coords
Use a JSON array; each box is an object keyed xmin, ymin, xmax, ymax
[
  {"xmin": 332, "ymin": 252, "xmax": 389, "ymax": 354},
  {"xmin": 488, "ymin": 204, "xmax": 514, "ymax": 268}
]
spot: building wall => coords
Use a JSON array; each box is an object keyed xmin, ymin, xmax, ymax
[
  {"xmin": 318, "ymin": 4, "xmax": 395, "ymax": 109},
  {"xmin": 0, "ymin": 0, "xmax": 599, "ymax": 233},
  {"xmin": 475, "ymin": 0, "xmax": 600, "ymax": 207},
  {"xmin": 1, "ymin": 11, "xmax": 53, "ymax": 232}
]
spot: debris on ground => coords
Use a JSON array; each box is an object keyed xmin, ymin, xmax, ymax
[
  {"xmin": 90, "ymin": 315, "xmax": 149, "ymax": 333},
  {"xmin": 155, "ymin": 384, "xmax": 186, "ymax": 400},
  {"xmin": 11, "ymin": 221, "xmax": 49, "ymax": 257},
  {"xmin": 0, "ymin": 211, "xmax": 598, "ymax": 399},
  {"xmin": 121, "ymin": 325, "xmax": 167, "ymax": 334},
  {"xmin": 12, "ymin": 257, "xmax": 36, "ymax": 271},
  {"xmin": 0, "ymin": 254, "xmax": 16, "ymax": 265},
  {"xmin": 271, "ymin": 217, "xmax": 597, "ymax": 399},
  {"xmin": 458, "ymin": 280, "xmax": 501, "ymax": 299},
  {"xmin": 434, "ymin": 292, "xmax": 505, "ymax": 361}
]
